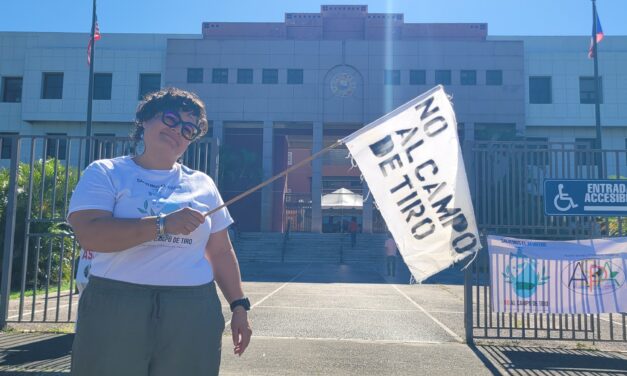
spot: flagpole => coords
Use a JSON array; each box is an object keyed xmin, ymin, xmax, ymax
[
  {"xmin": 85, "ymin": 0, "xmax": 97, "ymax": 167},
  {"xmin": 591, "ymin": 0, "xmax": 603, "ymax": 175}
]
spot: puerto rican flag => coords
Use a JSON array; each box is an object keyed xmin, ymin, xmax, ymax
[
  {"xmin": 588, "ymin": 12, "xmax": 604, "ymax": 59},
  {"xmin": 87, "ymin": 16, "xmax": 101, "ymax": 65}
]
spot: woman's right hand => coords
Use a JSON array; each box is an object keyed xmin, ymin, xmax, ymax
[{"xmin": 164, "ymin": 207, "xmax": 206, "ymax": 235}]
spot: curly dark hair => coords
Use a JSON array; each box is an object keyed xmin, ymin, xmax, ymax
[{"xmin": 131, "ymin": 87, "xmax": 209, "ymax": 143}]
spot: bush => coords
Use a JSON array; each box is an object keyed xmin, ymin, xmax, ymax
[{"xmin": 0, "ymin": 159, "xmax": 79, "ymax": 293}]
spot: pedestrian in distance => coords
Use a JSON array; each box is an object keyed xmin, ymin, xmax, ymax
[
  {"xmin": 67, "ymin": 87, "xmax": 252, "ymax": 376},
  {"xmin": 384, "ymin": 233, "xmax": 398, "ymax": 277},
  {"xmin": 348, "ymin": 216, "xmax": 359, "ymax": 248}
]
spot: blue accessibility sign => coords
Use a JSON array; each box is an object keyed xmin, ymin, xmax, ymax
[{"xmin": 544, "ymin": 179, "xmax": 627, "ymax": 216}]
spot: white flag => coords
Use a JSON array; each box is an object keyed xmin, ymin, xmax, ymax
[{"xmin": 342, "ymin": 86, "xmax": 479, "ymax": 282}]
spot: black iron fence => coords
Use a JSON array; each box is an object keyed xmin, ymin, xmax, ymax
[
  {"xmin": 1, "ymin": 137, "xmax": 626, "ymax": 332},
  {"xmin": 464, "ymin": 141, "xmax": 627, "ymax": 344},
  {"xmin": 0, "ymin": 134, "xmax": 214, "ymax": 326}
]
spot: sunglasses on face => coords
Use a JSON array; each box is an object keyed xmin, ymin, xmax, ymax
[{"xmin": 161, "ymin": 111, "xmax": 201, "ymax": 141}]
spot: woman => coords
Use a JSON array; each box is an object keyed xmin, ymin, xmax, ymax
[{"xmin": 68, "ymin": 87, "xmax": 252, "ymax": 375}]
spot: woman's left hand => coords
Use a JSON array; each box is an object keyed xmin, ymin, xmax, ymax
[{"xmin": 231, "ymin": 309, "xmax": 252, "ymax": 356}]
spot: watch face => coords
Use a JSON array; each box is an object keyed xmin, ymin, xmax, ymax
[{"xmin": 330, "ymin": 72, "xmax": 356, "ymax": 97}]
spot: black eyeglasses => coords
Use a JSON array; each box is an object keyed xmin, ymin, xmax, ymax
[{"xmin": 161, "ymin": 111, "xmax": 201, "ymax": 141}]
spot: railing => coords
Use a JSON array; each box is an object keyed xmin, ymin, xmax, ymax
[
  {"xmin": 283, "ymin": 193, "xmax": 312, "ymax": 232},
  {"xmin": 281, "ymin": 220, "xmax": 291, "ymax": 263},
  {"xmin": 464, "ymin": 142, "xmax": 627, "ymax": 344},
  {"xmin": 0, "ymin": 134, "xmax": 214, "ymax": 327}
]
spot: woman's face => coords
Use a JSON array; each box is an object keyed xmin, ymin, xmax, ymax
[{"xmin": 141, "ymin": 110, "xmax": 199, "ymax": 159}]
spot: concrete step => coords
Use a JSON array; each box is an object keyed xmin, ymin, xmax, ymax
[{"xmin": 232, "ymin": 232, "xmax": 388, "ymax": 264}]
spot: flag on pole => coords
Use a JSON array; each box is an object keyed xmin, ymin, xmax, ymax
[
  {"xmin": 87, "ymin": 16, "xmax": 101, "ymax": 65},
  {"xmin": 342, "ymin": 86, "xmax": 480, "ymax": 282},
  {"xmin": 588, "ymin": 12, "xmax": 604, "ymax": 59}
]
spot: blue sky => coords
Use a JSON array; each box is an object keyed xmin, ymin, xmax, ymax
[{"xmin": 2, "ymin": 0, "xmax": 625, "ymax": 36}]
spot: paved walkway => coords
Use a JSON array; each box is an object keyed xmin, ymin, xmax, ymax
[{"xmin": 1, "ymin": 262, "xmax": 625, "ymax": 375}]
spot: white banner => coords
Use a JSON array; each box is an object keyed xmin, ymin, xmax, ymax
[
  {"xmin": 489, "ymin": 235, "xmax": 627, "ymax": 314},
  {"xmin": 343, "ymin": 86, "xmax": 480, "ymax": 282}
]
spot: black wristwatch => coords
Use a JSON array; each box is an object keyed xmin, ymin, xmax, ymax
[{"xmin": 230, "ymin": 297, "xmax": 251, "ymax": 312}]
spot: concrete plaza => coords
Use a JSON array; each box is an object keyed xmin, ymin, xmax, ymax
[{"xmin": 0, "ymin": 262, "xmax": 625, "ymax": 375}]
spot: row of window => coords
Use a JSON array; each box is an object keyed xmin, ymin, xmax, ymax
[
  {"xmin": 186, "ymin": 68, "xmax": 503, "ymax": 86},
  {"xmin": 0, "ymin": 72, "xmax": 606, "ymax": 105},
  {"xmin": 188, "ymin": 68, "xmax": 305, "ymax": 85},
  {"xmin": 529, "ymin": 76, "xmax": 603, "ymax": 104},
  {"xmin": 383, "ymin": 69, "xmax": 503, "ymax": 86},
  {"xmin": 0, "ymin": 73, "xmax": 161, "ymax": 102}
]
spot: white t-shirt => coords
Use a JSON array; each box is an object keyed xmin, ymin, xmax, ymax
[{"xmin": 68, "ymin": 156, "xmax": 233, "ymax": 286}]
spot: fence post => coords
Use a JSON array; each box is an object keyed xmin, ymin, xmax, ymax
[
  {"xmin": 464, "ymin": 260, "xmax": 474, "ymax": 344},
  {"xmin": 0, "ymin": 136, "xmax": 21, "ymax": 329}
]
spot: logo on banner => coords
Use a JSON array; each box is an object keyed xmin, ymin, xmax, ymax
[
  {"xmin": 503, "ymin": 248, "xmax": 549, "ymax": 298},
  {"xmin": 564, "ymin": 259, "xmax": 625, "ymax": 294}
]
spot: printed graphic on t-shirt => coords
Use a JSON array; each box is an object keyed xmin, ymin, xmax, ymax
[{"xmin": 134, "ymin": 177, "xmax": 202, "ymax": 248}]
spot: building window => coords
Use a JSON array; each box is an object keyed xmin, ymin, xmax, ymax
[
  {"xmin": 409, "ymin": 70, "xmax": 426, "ymax": 85},
  {"xmin": 237, "ymin": 69, "xmax": 253, "ymax": 84},
  {"xmin": 529, "ymin": 76, "xmax": 552, "ymax": 104},
  {"xmin": 187, "ymin": 68, "xmax": 203, "ymax": 83},
  {"xmin": 474, "ymin": 123, "xmax": 517, "ymax": 141},
  {"xmin": 42, "ymin": 72, "xmax": 63, "ymax": 99},
  {"xmin": 94, "ymin": 133, "xmax": 115, "ymax": 159},
  {"xmin": 287, "ymin": 69, "xmax": 304, "ymax": 84},
  {"xmin": 435, "ymin": 70, "xmax": 451, "ymax": 85},
  {"xmin": 460, "ymin": 70, "xmax": 477, "ymax": 86},
  {"xmin": 486, "ymin": 70, "xmax": 503, "ymax": 86},
  {"xmin": 0, "ymin": 133, "xmax": 17, "ymax": 159},
  {"xmin": 138, "ymin": 73, "xmax": 161, "ymax": 99},
  {"xmin": 579, "ymin": 76, "xmax": 603, "ymax": 104},
  {"xmin": 384, "ymin": 70, "xmax": 400, "ymax": 85},
  {"xmin": 93, "ymin": 73, "xmax": 112, "ymax": 100},
  {"xmin": 262, "ymin": 69, "xmax": 278, "ymax": 84},
  {"xmin": 2, "ymin": 77, "xmax": 22, "ymax": 102},
  {"xmin": 212, "ymin": 69, "xmax": 228, "ymax": 84},
  {"xmin": 575, "ymin": 138, "xmax": 597, "ymax": 167},
  {"xmin": 45, "ymin": 133, "xmax": 67, "ymax": 161}
]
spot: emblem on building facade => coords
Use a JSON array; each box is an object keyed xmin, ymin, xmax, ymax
[{"xmin": 330, "ymin": 72, "xmax": 356, "ymax": 97}]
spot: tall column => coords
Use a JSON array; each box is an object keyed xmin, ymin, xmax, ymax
[
  {"xmin": 311, "ymin": 122, "xmax": 323, "ymax": 233},
  {"xmin": 209, "ymin": 120, "xmax": 223, "ymax": 183},
  {"xmin": 362, "ymin": 181, "xmax": 373, "ymax": 233},
  {"xmin": 261, "ymin": 120, "xmax": 273, "ymax": 232}
]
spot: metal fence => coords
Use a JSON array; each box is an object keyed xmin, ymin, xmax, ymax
[
  {"xmin": 464, "ymin": 141, "xmax": 627, "ymax": 344},
  {"xmin": 0, "ymin": 134, "xmax": 214, "ymax": 326},
  {"xmin": 2, "ymin": 137, "xmax": 626, "ymax": 331}
]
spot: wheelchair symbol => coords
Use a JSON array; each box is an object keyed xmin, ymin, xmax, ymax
[{"xmin": 553, "ymin": 184, "xmax": 579, "ymax": 212}]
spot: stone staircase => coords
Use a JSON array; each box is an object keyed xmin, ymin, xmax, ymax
[{"xmin": 232, "ymin": 232, "xmax": 387, "ymax": 264}]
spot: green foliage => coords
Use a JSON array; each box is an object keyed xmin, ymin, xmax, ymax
[{"xmin": 0, "ymin": 159, "xmax": 80, "ymax": 292}]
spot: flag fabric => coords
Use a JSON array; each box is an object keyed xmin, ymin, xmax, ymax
[
  {"xmin": 489, "ymin": 235, "xmax": 627, "ymax": 314},
  {"xmin": 87, "ymin": 17, "xmax": 101, "ymax": 65},
  {"xmin": 588, "ymin": 12, "xmax": 604, "ymax": 59},
  {"xmin": 342, "ymin": 86, "xmax": 480, "ymax": 282}
]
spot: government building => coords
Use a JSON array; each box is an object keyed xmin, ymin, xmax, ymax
[{"xmin": 1, "ymin": 5, "xmax": 626, "ymax": 233}]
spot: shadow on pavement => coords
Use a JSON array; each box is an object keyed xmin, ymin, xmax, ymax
[
  {"xmin": 0, "ymin": 333, "xmax": 72, "ymax": 373},
  {"xmin": 239, "ymin": 261, "xmax": 471, "ymax": 285},
  {"xmin": 478, "ymin": 345, "xmax": 627, "ymax": 375}
]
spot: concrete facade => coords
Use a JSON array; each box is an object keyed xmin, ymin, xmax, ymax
[{"xmin": 1, "ymin": 5, "xmax": 626, "ymax": 232}]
